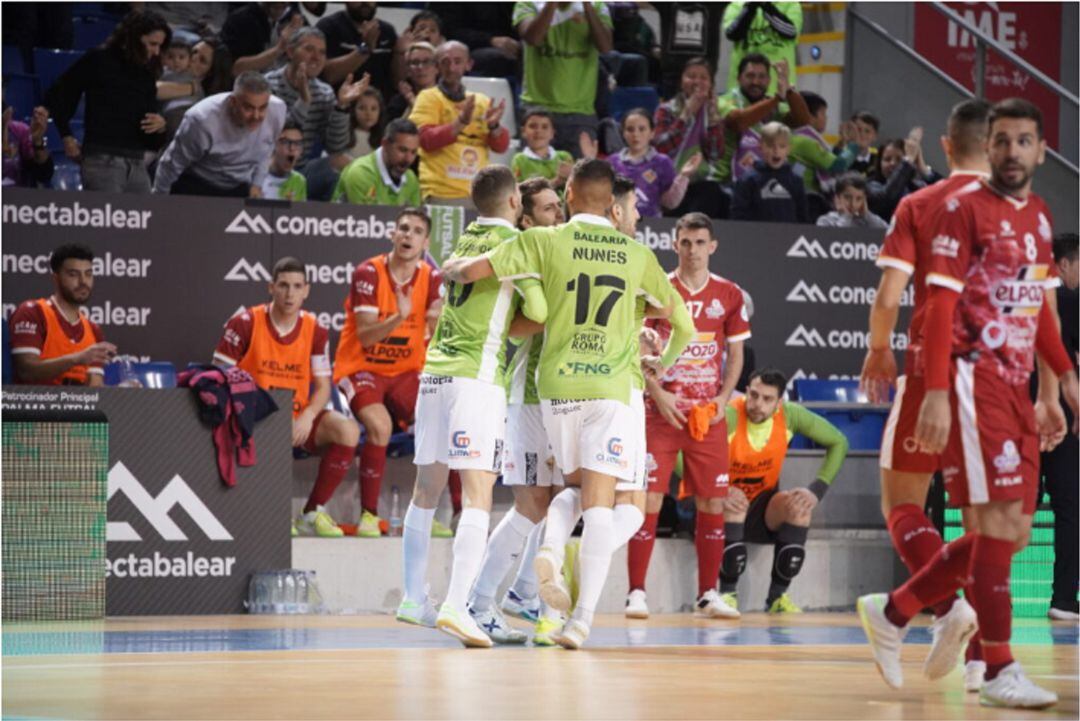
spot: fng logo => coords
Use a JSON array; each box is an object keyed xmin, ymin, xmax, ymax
[
  {"xmin": 224, "ymin": 258, "xmax": 272, "ymax": 282},
  {"xmin": 225, "ymin": 210, "xmax": 273, "ymax": 234},
  {"xmin": 785, "ymin": 325, "xmax": 827, "ymax": 348},
  {"xmin": 785, "ymin": 281, "xmax": 828, "ymax": 303},
  {"xmin": 786, "ymin": 236, "xmax": 828, "ymax": 259},
  {"xmin": 106, "ymin": 462, "xmax": 232, "ymax": 542}
]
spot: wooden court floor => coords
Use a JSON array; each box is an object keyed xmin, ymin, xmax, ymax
[{"xmin": 3, "ymin": 613, "xmax": 1077, "ymax": 720}]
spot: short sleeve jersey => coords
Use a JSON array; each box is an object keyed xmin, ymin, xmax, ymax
[
  {"xmin": 513, "ymin": 2, "xmax": 612, "ymax": 115},
  {"xmin": 927, "ymin": 181, "xmax": 1057, "ymax": 386},
  {"xmin": 9, "ymin": 298, "xmax": 106, "ymax": 378},
  {"xmin": 876, "ymin": 172, "xmax": 987, "ymax": 377},
  {"xmin": 511, "ymin": 147, "xmax": 573, "ymax": 182},
  {"xmin": 332, "ymin": 149, "xmax": 422, "ymax": 206},
  {"xmin": 487, "ymin": 213, "xmax": 673, "ymax": 403},
  {"xmin": 646, "ymin": 272, "xmax": 750, "ymax": 412},
  {"xmin": 424, "ymin": 220, "xmax": 520, "ymax": 384},
  {"xmin": 213, "ymin": 305, "xmax": 331, "ymax": 379}
]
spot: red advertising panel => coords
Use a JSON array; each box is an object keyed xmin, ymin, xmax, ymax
[{"xmin": 915, "ymin": 2, "xmax": 1062, "ymax": 147}]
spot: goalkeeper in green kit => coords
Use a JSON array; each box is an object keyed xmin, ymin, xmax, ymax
[{"xmin": 443, "ymin": 159, "xmax": 695, "ymax": 649}]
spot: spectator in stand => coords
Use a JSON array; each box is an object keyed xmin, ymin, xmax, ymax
[
  {"xmin": 213, "ymin": 256, "xmax": 361, "ymax": 539},
  {"xmin": 409, "ymin": 41, "xmax": 509, "ymax": 206},
  {"xmin": 333, "ymin": 208, "xmax": 443, "ymax": 537},
  {"xmin": 839, "ymin": 110, "xmax": 880, "ymax": 177},
  {"xmin": 730, "ymin": 122, "xmax": 807, "ymax": 223},
  {"xmin": 815, "ymin": 173, "xmax": 887, "ymax": 229},
  {"xmin": 609, "ymin": 108, "xmax": 700, "ymax": 218},
  {"xmin": 162, "ymin": 38, "xmax": 193, "ymax": 74},
  {"xmin": 653, "ymin": 57, "xmax": 727, "ymax": 218},
  {"xmin": 789, "ymin": 91, "xmax": 859, "ymax": 196},
  {"xmin": 867, "ymin": 131, "xmax": 939, "ymax": 221},
  {"xmin": 723, "ymin": 1, "xmax": 802, "ymax": 94},
  {"xmin": 439, "ymin": 4, "xmax": 520, "ymax": 78},
  {"xmin": 518, "ymin": 177, "xmax": 566, "ymax": 228},
  {"xmin": 333, "ymin": 86, "xmax": 385, "ymax": 170},
  {"xmin": 515, "ymin": 1, "xmax": 613, "ymax": 156},
  {"xmin": 221, "ymin": 2, "xmax": 301, "ymax": 76},
  {"xmin": 1043, "ymin": 233, "xmax": 1079, "ymax": 621},
  {"xmin": 606, "ymin": 3, "xmax": 655, "ymax": 87},
  {"xmin": 260, "ymin": 119, "xmax": 307, "ymax": 200},
  {"xmin": 266, "ymin": 27, "xmax": 371, "ymax": 170},
  {"xmin": 718, "ymin": 54, "xmax": 810, "ymax": 187},
  {"xmin": 317, "ymin": 3, "xmax": 400, "ymax": 99},
  {"xmin": 44, "ymin": 10, "xmax": 171, "ymax": 194},
  {"xmin": 386, "ymin": 42, "xmax": 437, "ymax": 121},
  {"xmin": 511, "ymin": 110, "xmax": 573, "ymax": 188},
  {"xmin": 3, "ymin": 100, "xmax": 53, "ymax": 188},
  {"xmin": 402, "ymin": 10, "xmax": 446, "ymax": 48},
  {"xmin": 655, "ymin": 3, "xmax": 723, "ymax": 100},
  {"xmin": 153, "ymin": 71, "xmax": 286, "ymax": 197},
  {"xmin": 157, "ymin": 37, "xmax": 235, "ymax": 140},
  {"xmin": 332, "ymin": 118, "xmax": 422, "ymax": 206},
  {"xmin": 9, "ymin": 243, "xmax": 115, "ymax": 387}
]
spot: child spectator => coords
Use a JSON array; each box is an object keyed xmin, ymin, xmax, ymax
[
  {"xmin": 404, "ymin": 10, "xmax": 445, "ymax": 47},
  {"xmin": 333, "ymin": 86, "xmax": 384, "ymax": 170},
  {"xmin": 838, "ymin": 110, "xmax": 880, "ymax": 176},
  {"xmin": 867, "ymin": 132, "xmax": 939, "ymax": 220},
  {"xmin": 608, "ymin": 108, "xmax": 700, "ymax": 218},
  {"xmin": 730, "ymin": 122, "xmax": 807, "ymax": 223},
  {"xmin": 816, "ymin": 173, "xmax": 887, "ymax": 228},
  {"xmin": 789, "ymin": 91, "xmax": 858, "ymax": 195},
  {"xmin": 511, "ymin": 109, "xmax": 573, "ymax": 188},
  {"xmin": 3, "ymin": 100, "xmax": 53, "ymax": 188},
  {"xmin": 261, "ymin": 120, "xmax": 308, "ymax": 200},
  {"xmin": 162, "ymin": 39, "xmax": 192, "ymax": 74}
]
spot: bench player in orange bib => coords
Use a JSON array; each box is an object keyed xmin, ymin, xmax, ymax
[
  {"xmin": 626, "ymin": 213, "xmax": 750, "ymax": 620},
  {"xmin": 213, "ymin": 257, "xmax": 361, "ymax": 538},
  {"xmin": 334, "ymin": 207, "xmax": 445, "ymax": 537}
]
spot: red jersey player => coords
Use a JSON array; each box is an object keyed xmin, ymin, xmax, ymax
[
  {"xmin": 627, "ymin": 212, "xmax": 750, "ymax": 620},
  {"xmin": 9, "ymin": 243, "xmax": 116, "ymax": 386},
  {"xmin": 333, "ymin": 207, "xmax": 444, "ymax": 537},
  {"xmin": 858, "ymin": 99, "xmax": 1079, "ymax": 710},
  {"xmin": 214, "ymin": 257, "xmax": 361, "ymax": 538},
  {"xmin": 859, "ymin": 99, "xmax": 992, "ymax": 690}
]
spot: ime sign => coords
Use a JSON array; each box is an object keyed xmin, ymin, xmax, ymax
[{"xmin": 915, "ymin": 2, "xmax": 1062, "ymax": 147}]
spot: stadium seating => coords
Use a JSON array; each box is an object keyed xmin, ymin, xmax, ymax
[
  {"xmin": 104, "ymin": 360, "xmax": 178, "ymax": 388},
  {"xmin": 608, "ymin": 85, "xmax": 660, "ymax": 124},
  {"xmin": 791, "ymin": 378, "xmax": 866, "ymax": 403},
  {"xmin": 32, "ymin": 48, "xmax": 82, "ymax": 99},
  {"xmin": 3, "ymin": 44, "xmax": 25, "ymax": 74},
  {"xmin": 72, "ymin": 17, "xmax": 115, "ymax": 51},
  {"xmin": 2, "ymin": 72, "xmax": 38, "ymax": 117}
]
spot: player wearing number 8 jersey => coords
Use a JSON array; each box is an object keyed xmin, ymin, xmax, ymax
[{"xmin": 444, "ymin": 159, "xmax": 695, "ymax": 648}]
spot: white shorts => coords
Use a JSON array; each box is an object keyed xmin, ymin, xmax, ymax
[
  {"xmin": 503, "ymin": 403, "xmax": 559, "ymax": 487},
  {"xmin": 630, "ymin": 389, "xmax": 646, "ymax": 488},
  {"xmin": 540, "ymin": 397, "xmax": 641, "ymax": 489},
  {"xmin": 413, "ymin": 374, "xmax": 506, "ymax": 471}
]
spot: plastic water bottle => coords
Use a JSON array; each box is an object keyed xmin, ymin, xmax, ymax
[
  {"xmin": 118, "ymin": 356, "xmax": 140, "ymax": 387},
  {"xmin": 389, "ymin": 486, "xmax": 402, "ymax": 537},
  {"xmin": 295, "ymin": 571, "xmax": 310, "ymax": 614},
  {"xmin": 284, "ymin": 571, "xmax": 297, "ymax": 613},
  {"xmin": 272, "ymin": 571, "xmax": 286, "ymax": 613}
]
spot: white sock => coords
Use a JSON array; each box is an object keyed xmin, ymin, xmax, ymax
[
  {"xmin": 402, "ymin": 503, "xmax": 435, "ymax": 603},
  {"xmin": 469, "ymin": 509, "xmax": 536, "ymax": 611},
  {"xmin": 613, "ymin": 504, "xmax": 645, "ymax": 549},
  {"xmin": 541, "ymin": 601, "xmax": 563, "ymax": 623},
  {"xmin": 572, "ymin": 506, "xmax": 615, "ymax": 627},
  {"xmin": 543, "ymin": 487, "xmax": 582, "ymax": 563},
  {"xmin": 511, "ymin": 520, "xmax": 544, "ymax": 599},
  {"xmin": 443, "ymin": 507, "xmax": 490, "ymax": 612}
]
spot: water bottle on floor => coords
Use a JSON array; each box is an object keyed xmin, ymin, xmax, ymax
[
  {"xmin": 389, "ymin": 486, "xmax": 402, "ymax": 536},
  {"xmin": 272, "ymin": 571, "xmax": 286, "ymax": 613},
  {"xmin": 284, "ymin": 570, "xmax": 297, "ymax": 613}
]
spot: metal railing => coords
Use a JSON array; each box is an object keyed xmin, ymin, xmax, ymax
[{"xmin": 846, "ymin": 5, "xmax": 1078, "ymax": 175}]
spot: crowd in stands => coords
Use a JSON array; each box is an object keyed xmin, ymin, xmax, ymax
[{"xmin": 5, "ymin": 2, "xmax": 943, "ymax": 225}]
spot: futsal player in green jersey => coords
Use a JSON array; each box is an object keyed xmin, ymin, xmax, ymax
[
  {"xmin": 397, "ymin": 166, "xmax": 546, "ymax": 647},
  {"xmin": 443, "ymin": 159, "xmax": 695, "ymax": 648}
]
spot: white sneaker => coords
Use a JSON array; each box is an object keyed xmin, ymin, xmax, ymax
[
  {"xmin": 395, "ymin": 597, "xmax": 439, "ymax": 628},
  {"xmin": 468, "ymin": 603, "xmax": 527, "ymax": 644},
  {"xmin": 435, "ymin": 604, "xmax": 493, "ymax": 648},
  {"xmin": 856, "ymin": 593, "xmax": 907, "ymax": 689},
  {"xmin": 500, "ymin": 588, "xmax": 540, "ymax": 622},
  {"xmin": 964, "ymin": 660, "xmax": 987, "ymax": 693},
  {"xmin": 1047, "ymin": 606, "xmax": 1080, "ymax": 622},
  {"xmin": 534, "ymin": 546, "xmax": 571, "ymax": 613},
  {"xmin": 924, "ymin": 598, "xmax": 978, "ymax": 680},
  {"xmin": 625, "ymin": 589, "xmax": 649, "ymax": 619},
  {"xmin": 696, "ymin": 589, "xmax": 741, "ymax": 619},
  {"xmin": 980, "ymin": 662, "xmax": 1058, "ymax": 709},
  {"xmin": 555, "ymin": 618, "xmax": 590, "ymax": 650}
]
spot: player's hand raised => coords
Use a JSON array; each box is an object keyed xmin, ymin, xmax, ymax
[
  {"xmin": 914, "ymin": 389, "xmax": 950, "ymax": 454},
  {"xmin": 859, "ymin": 347, "xmax": 897, "ymax": 404}
]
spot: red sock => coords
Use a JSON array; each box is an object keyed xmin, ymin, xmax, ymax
[
  {"xmin": 695, "ymin": 512, "xmax": 725, "ymax": 596},
  {"xmin": 303, "ymin": 443, "xmax": 355, "ymax": 513},
  {"xmin": 627, "ymin": 512, "xmax": 659, "ymax": 591},
  {"xmin": 970, "ymin": 535, "xmax": 1015, "ymax": 680},
  {"xmin": 358, "ymin": 443, "xmax": 387, "ymax": 515},
  {"xmin": 448, "ymin": 471, "xmax": 462, "ymax": 515},
  {"xmin": 886, "ymin": 533, "xmax": 975, "ymax": 627},
  {"xmin": 887, "ymin": 504, "xmax": 957, "ymax": 617},
  {"xmin": 964, "ymin": 582, "xmax": 984, "ymax": 662}
]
